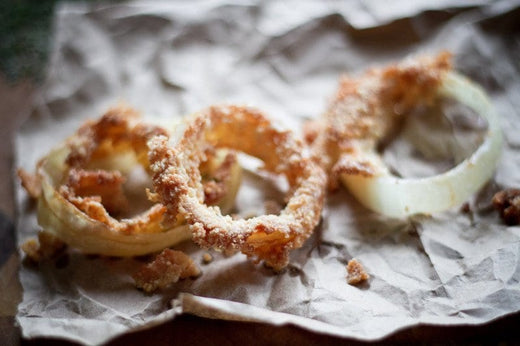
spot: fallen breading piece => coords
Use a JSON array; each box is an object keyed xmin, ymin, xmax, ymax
[
  {"xmin": 202, "ymin": 252, "xmax": 213, "ymax": 264},
  {"xmin": 133, "ymin": 249, "xmax": 201, "ymax": 293},
  {"xmin": 492, "ymin": 189, "xmax": 520, "ymax": 225},
  {"xmin": 346, "ymin": 259, "xmax": 369, "ymax": 285},
  {"xmin": 21, "ymin": 231, "xmax": 66, "ymax": 262}
]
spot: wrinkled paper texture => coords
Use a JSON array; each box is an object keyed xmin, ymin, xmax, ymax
[{"xmin": 15, "ymin": 1, "xmax": 520, "ymax": 345}]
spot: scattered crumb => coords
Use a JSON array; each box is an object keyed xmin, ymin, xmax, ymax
[
  {"xmin": 20, "ymin": 239, "xmax": 40, "ymax": 262},
  {"xmin": 202, "ymin": 252, "xmax": 213, "ymax": 264},
  {"xmin": 133, "ymin": 249, "xmax": 201, "ymax": 293},
  {"xmin": 17, "ymin": 168, "xmax": 41, "ymax": 199},
  {"xmin": 460, "ymin": 202, "xmax": 471, "ymax": 214},
  {"xmin": 346, "ymin": 259, "xmax": 369, "ymax": 285},
  {"xmin": 492, "ymin": 189, "xmax": 520, "ymax": 225},
  {"xmin": 21, "ymin": 231, "xmax": 66, "ymax": 262}
]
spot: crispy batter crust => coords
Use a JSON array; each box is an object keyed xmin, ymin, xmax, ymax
[
  {"xmin": 65, "ymin": 106, "xmax": 159, "ymax": 168},
  {"xmin": 63, "ymin": 168, "xmax": 129, "ymax": 215},
  {"xmin": 21, "ymin": 231, "xmax": 66, "ymax": 262},
  {"xmin": 60, "ymin": 182, "xmax": 168, "ymax": 235},
  {"xmin": 309, "ymin": 52, "xmax": 452, "ymax": 186},
  {"xmin": 203, "ymin": 152, "xmax": 237, "ymax": 205},
  {"xmin": 56, "ymin": 107, "xmax": 172, "ymax": 234},
  {"xmin": 149, "ymin": 105, "xmax": 327, "ymax": 270},
  {"xmin": 133, "ymin": 249, "xmax": 200, "ymax": 292}
]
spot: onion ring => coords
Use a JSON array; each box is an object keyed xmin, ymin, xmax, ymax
[
  {"xmin": 148, "ymin": 105, "xmax": 327, "ymax": 270},
  {"xmin": 309, "ymin": 52, "xmax": 502, "ymax": 217},
  {"xmin": 30, "ymin": 106, "xmax": 242, "ymax": 257}
]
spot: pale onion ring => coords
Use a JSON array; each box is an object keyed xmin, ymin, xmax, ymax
[
  {"xmin": 148, "ymin": 105, "xmax": 327, "ymax": 270},
  {"xmin": 341, "ymin": 71, "xmax": 502, "ymax": 217},
  {"xmin": 34, "ymin": 107, "xmax": 242, "ymax": 256}
]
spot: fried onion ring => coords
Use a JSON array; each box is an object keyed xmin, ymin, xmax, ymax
[
  {"xmin": 29, "ymin": 106, "xmax": 242, "ymax": 257},
  {"xmin": 148, "ymin": 105, "xmax": 327, "ymax": 270},
  {"xmin": 309, "ymin": 52, "xmax": 502, "ymax": 217}
]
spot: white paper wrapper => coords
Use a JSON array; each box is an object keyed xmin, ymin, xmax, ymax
[{"xmin": 15, "ymin": 1, "xmax": 520, "ymax": 345}]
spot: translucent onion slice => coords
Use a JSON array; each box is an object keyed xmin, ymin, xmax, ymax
[
  {"xmin": 36, "ymin": 134, "xmax": 242, "ymax": 257},
  {"xmin": 341, "ymin": 71, "xmax": 502, "ymax": 217}
]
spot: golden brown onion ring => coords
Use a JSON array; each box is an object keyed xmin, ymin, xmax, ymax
[
  {"xmin": 148, "ymin": 105, "xmax": 327, "ymax": 270},
  {"xmin": 310, "ymin": 53, "xmax": 502, "ymax": 217},
  {"xmin": 30, "ymin": 106, "xmax": 242, "ymax": 257}
]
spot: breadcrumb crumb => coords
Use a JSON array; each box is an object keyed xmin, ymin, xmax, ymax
[
  {"xmin": 21, "ymin": 231, "xmax": 66, "ymax": 262},
  {"xmin": 202, "ymin": 252, "xmax": 213, "ymax": 264},
  {"xmin": 133, "ymin": 249, "xmax": 201, "ymax": 293},
  {"xmin": 492, "ymin": 189, "xmax": 520, "ymax": 225},
  {"xmin": 346, "ymin": 259, "xmax": 369, "ymax": 285}
]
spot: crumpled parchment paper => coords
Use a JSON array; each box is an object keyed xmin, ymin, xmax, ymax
[{"xmin": 15, "ymin": 1, "xmax": 520, "ymax": 345}]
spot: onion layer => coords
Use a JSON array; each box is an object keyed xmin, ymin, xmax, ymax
[
  {"xmin": 341, "ymin": 71, "xmax": 502, "ymax": 217},
  {"xmin": 33, "ymin": 108, "xmax": 242, "ymax": 256}
]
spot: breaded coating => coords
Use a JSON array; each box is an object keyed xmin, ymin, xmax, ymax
[
  {"xmin": 133, "ymin": 249, "xmax": 201, "ymax": 292},
  {"xmin": 21, "ymin": 231, "xmax": 66, "ymax": 262},
  {"xmin": 309, "ymin": 52, "xmax": 452, "ymax": 187},
  {"xmin": 61, "ymin": 182, "xmax": 168, "ymax": 235},
  {"xmin": 56, "ymin": 107, "xmax": 171, "ymax": 234},
  {"xmin": 203, "ymin": 152, "xmax": 237, "ymax": 205},
  {"xmin": 64, "ymin": 168, "xmax": 128, "ymax": 215},
  {"xmin": 65, "ymin": 106, "xmax": 152, "ymax": 168}
]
